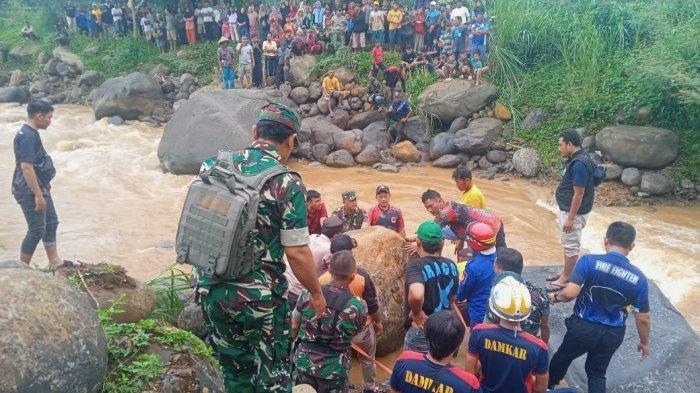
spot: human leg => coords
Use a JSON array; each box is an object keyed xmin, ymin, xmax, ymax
[
  {"xmin": 585, "ymin": 326, "xmax": 625, "ymax": 393},
  {"xmin": 15, "ymin": 194, "xmax": 47, "ymax": 265},
  {"xmin": 551, "ymin": 211, "xmax": 587, "ymax": 288},
  {"xmin": 42, "ymin": 195, "xmax": 61, "ymax": 267},
  {"xmin": 352, "ymin": 324, "xmax": 377, "ymax": 390},
  {"xmin": 403, "ymin": 326, "xmax": 429, "ymax": 353},
  {"xmin": 548, "ymin": 317, "xmax": 596, "ymax": 389}
]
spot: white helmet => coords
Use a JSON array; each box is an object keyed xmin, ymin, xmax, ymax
[{"xmin": 488, "ymin": 275, "xmax": 532, "ymax": 322}]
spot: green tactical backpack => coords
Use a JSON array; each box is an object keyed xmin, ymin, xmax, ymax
[{"xmin": 175, "ymin": 150, "xmax": 294, "ymax": 281}]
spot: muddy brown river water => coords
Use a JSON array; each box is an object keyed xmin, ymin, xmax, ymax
[{"xmin": 1, "ymin": 103, "xmax": 698, "ymax": 383}]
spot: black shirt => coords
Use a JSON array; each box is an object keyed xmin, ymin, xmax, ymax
[
  {"xmin": 13, "ymin": 124, "xmax": 54, "ymax": 196},
  {"xmin": 555, "ymin": 149, "xmax": 595, "ymax": 215},
  {"xmin": 403, "ymin": 256, "xmax": 459, "ymax": 329},
  {"xmin": 65, "ymin": 5, "xmax": 76, "ymax": 18}
]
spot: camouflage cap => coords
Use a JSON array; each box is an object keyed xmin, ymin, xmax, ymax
[
  {"xmin": 342, "ymin": 190, "xmax": 357, "ymax": 201},
  {"xmin": 258, "ymin": 102, "xmax": 301, "ymax": 134}
]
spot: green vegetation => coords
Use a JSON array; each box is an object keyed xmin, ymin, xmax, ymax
[
  {"xmin": 100, "ymin": 300, "xmax": 214, "ymax": 393},
  {"xmin": 146, "ymin": 265, "xmax": 193, "ymax": 324},
  {"xmin": 487, "ymin": 0, "xmax": 699, "ymax": 179}
]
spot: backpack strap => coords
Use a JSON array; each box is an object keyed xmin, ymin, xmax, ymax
[{"xmin": 316, "ymin": 285, "xmax": 355, "ymax": 342}]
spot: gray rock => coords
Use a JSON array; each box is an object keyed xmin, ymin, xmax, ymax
[
  {"xmin": 160, "ymin": 80, "xmax": 176, "ymax": 94},
  {"xmin": 596, "ymin": 126, "xmax": 680, "ymax": 169},
  {"xmin": 308, "ymin": 81, "xmax": 322, "ymax": 100},
  {"xmin": 375, "ymin": 163, "xmax": 399, "ymax": 173},
  {"xmin": 0, "ymin": 86, "xmax": 29, "ymax": 103},
  {"xmin": 311, "ymin": 143, "xmax": 331, "ymax": 161},
  {"xmin": 108, "ymin": 115, "xmax": 124, "ymax": 125},
  {"xmin": 603, "ymin": 163, "xmax": 623, "ymax": 181},
  {"xmin": 77, "ymin": 70, "xmax": 102, "ymax": 87},
  {"xmin": 9, "ymin": 41, "xmax": 39, "ymax": 62},
  {"xmin": 316, "ymin": 96, "xmax": 330, "ymax": 114},
  {"xmin": 9, "ymin": 69, "xmax": 25, "ymax": 86},
  {"xmin": 329, "ymin": 67, "xmax": 355, "ymax": 85},
  {"xmin": 362, "ymin": 121, "xmax": 390, "ymax": 150},
  {"xmin": 327, "ymin": 109, "xmax": 350, "ymax": 130},
  {"xmin": 92, "ymin": 72, "xmax": 166, "ymax": 120},
  {"xmin": 293, "ymin": 141, "xmax": 313, "ymax": 159},
  {"xmin": 288, "ymin": 55, "xmax": 317, "ymax": 87},
  {"xmin": 681, "ymin": 178, "xmax": 694, "ymax": 190},
  {"xmin": 311, "ymin": 119, "xmax": 344, "ymax": 146},
  {"xmin": 512, "ymin": 148, "xmax": 540, "ymax": 177},
  {"xmin": 486, "ymin": 150, "xmax": 507, "ymax": 163},
  {"xmin": 176, "ymin": 303, "xmax": 207, "ymax": 338},
  {"xmin": 349, "ymin": 96, "xmax": 363, "ymax": 111},
  {"xmin": 162, "ymin": 374, "xmax": 186, "ymax": 393},
  {"xmin": 150, "ymin": 63, "xmax": 171, "ymax": 77},
  {"xmin": 355, "ymin": 144, "xmax": 382, "ymax": 165},
  {"xmin": 453, "ymin": 118, "xmax": 504, "ymax": 154},
  {"xmin": 325, "ymin": 149, "xmax": 355, "ymax": 167},
  {"xmin": 478, "ymin": 156, "xmax": 493, "ymax": 169},
  {"xmin": 0, "ymin": 267, "xmax": 108, "ymax": 393},
  {"xmin": 449, "ymin": 116, "xmax": 469, "ymax": 133},
  {"xmin": 290, "ymin": 86, "xmax": 310, "ymax": 104},
  {"xmin": 402, "ymin": 116, "xmax": 430, "ymax": 144},
  {"xmin": 417, "ymin": 79, "xmax": 497, "ymax": 124},
  {"xmin": 433, "ymin": 154, "xmax": 462, "ymax": 168},
  {"xmin": 43, "ymin": 58, "xmax": 60, "ymax": 76},
  {"xmin": 640, "ymin": 172, "xmax": 673, "ymax": 195},
  {"xmin": 526, "ymin": 265, "xmax": 700, "ymax": 393},
  {"xmin": 349, "ymin": 110, "xmax": 385, "ymax": 130},
  {"xmin": 521, "ymin": 108, "xmax": 547, "ymax": 130},
  {"xmin": 53, "ymin": 46, "xmax": 84, "ymax": 73},
  {"xmin": 582, "ymin": 135, "xmax": 596, "ymax": 151},
  {"xmin": 429, "ymin": 132, "xmax": 457, "ymax": 160},
  {"xmin": 333, "ymin": 130, "xmax": 363, "ymax": 155},
  {"xmin": 158, "ymin": 89, "xmax": 293, "ymax": 174},
  {"xmin": 55, "ymin": 61, "xmax": 71, "ymax": 77}
]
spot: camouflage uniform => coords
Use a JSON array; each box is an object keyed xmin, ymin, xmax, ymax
[
  {"xmin": 331, "ymin": 206, "xmax": 369, "ymax": 232},
  {"xmin": 293, "ymin": 286, "xmax": 367, "ymax": 392},
  {"xmin": 197, "ymin": 140, "xmax": 309, "ymax": 393}
]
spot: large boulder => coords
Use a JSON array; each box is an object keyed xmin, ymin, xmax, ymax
[
  {"xmin": 429, "ymin": 132, "xmax": 457, "ymax": 160},
  {"xmin": 512, "ymin": 147, "xmax": 540, "ymax": 177},
  {"xmin": 595, "ymin": 126, "xmax": 680, "ymax": 169},
  {"xmin": 521, "ymin": 108, "xmax": 546, "ymax": 130},
  {"xmin": 402, "ymin": 116, "xmax": 430, "ymax": 144},
  {"xmin": 333, "ymin": 130, "xmax": 363, "ymax": 155},
  {"xmin": 349, "ymin": 110, "xmax": 385, "ymax": 130},
  {"xmin": 77, "ymin": 70, "xmax": 102, "ymax": 87},
  {"xmin": 603, "ymin": 163, "xmax": 623, "ymax": 181},
  {"xmin": 9, "ymin": 69, "xmax": 25, "ymax": 86},
  {"xmin": 325, "ymin": 149, "xmax": 355, "ymax": 167},
  {"xmin": 311, "ymin": 143, "xmax": 331, "ymax": 161},
  {"xmin": 8, "ymin": 42, "xmax": 39, "ymax": 62},
  {"xmin": 640, "ymin": 172, "xmax": 673, "ymax": 195},
  {"xmin": 43, "ymin": 58, "xmax": 60, "ymax": 76},
  {"xmin": 494, "ymin": 103, "xmax": 512, "ymax": 121},
  {"xmin": 433, "ymin": 154, "xmax": 462, "ymax": 168},
  {"xmin": 288, "ymin": 55, "xmax": 317, "ymax": 87},
  {"xmin": 416, "ymin": 79, "xmax": 497, "ymax": 124},
  {"xmin": 0, "ymin": 86, "xmax": 29, "ymax": 104},
  {"xmin": 362, "ymin": 121, "xmax": 390, "ymax": 150},
  {"xmin": 311, "ymin": 119, "xmax": 344, "ymax": 146},
  {"xmin": 355, "ymin": 144, "xmax": 381, "ymax": 165},
  {"xmin": 52, "ymin": 46, "xmax": 84, "ymax": 73},
  {"xmin": 347, "ymin": 227, "xmax": 408, "ymax": 356},
  {"xmin": 327, "ymin": 109, "xmax": 350, "ymax": 130},
  {"xmin": 525, "ymin": 265, "xmax": 700, "ymax": 393},
  {"xmin": 290, "ymin": 86, "xmax": 310, "ymax": 104},
  {"xmin": 0, "ymin": 263, "xmax": 108, "ymax": 392},
  {"xmin": 621, "ymin": 167, "xmax": 641, "ymax": 186},
  {"xmin": 330, "ymin": 67, "xmax": 355, "ymax": 85},
  {"xmin": 92, "ymin": 72, "xmax": 165, "ymax": 120},
  {"xmin": 448, "ymin": 116, "xmax": 469, "ymax": 133},
  {"xmin": 453, "ymin": 118, "xmax": 503, "ymax": 154},
  {"xmin": 308, "ymin": 81, "xmax": 322, "ymax": 100},
  {"xmin": 158, "ymin": 89, "xmax": 292, "ymax": 174},
  {"xmin": 392, "ymin": 141, "xmax": 421, "ymax": 163}
]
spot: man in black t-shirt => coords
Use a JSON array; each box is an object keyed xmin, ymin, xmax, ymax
[
  {"xmin": 12, "ymin": 101, "xmax": 62, "ymax": 268},
  {"xmin": 403, "ymin": 221, "xmax": 461, "ymax": 353},
  {"xmin": 65, "ymin": 0, "xmax": 77, "ymax": 29}
]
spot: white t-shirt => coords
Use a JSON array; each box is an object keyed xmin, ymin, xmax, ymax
[
  {"xmin": 140, "ymin": 16, "xmax": 152, "ymax": 32},
  {"xmin": 450, "ymin": 6, "xmax": 470, "ymax": 24},
  {"xmin": 201, "ymin": 7, "xmax": 214, "ymax": 23},
  {"xmin": 112, "ymin": 7, "xmax": 122, "ymax": 22},
  {"xmin": 262, "ymin": 40, "xmax": 278, "ymax": 55},
  {"xmin": 369, "ymin": 10, "xmax": 384, "ymax": 31},
  {"xmin": 238, "ymin": 43, "xmax": 254, "ymax": 65}
]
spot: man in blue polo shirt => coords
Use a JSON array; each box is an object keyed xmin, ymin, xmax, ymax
[
  {"xmin": 12, "ymin": 101, "xmax": 63, "ymax": 269},
  {"xmin": 391, "ymin": 310, "xmax": 481, "ymax": 393},
  {"xmin": 548, "ymin": 221, "xmax": 651, "ymax": 393},
  {"xmin": 467, "ymin": 275, "xmax": 550, "ymax": 393}
]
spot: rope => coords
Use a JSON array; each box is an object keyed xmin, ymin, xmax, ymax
[{"xmin": 351, "ymin": 343, "xmax": 393, "ymax": 375}]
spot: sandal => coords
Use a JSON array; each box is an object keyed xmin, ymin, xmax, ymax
[
  {"xmin": 545, "ymin": 283, "xmax": 567, "ymax": 292},
  {"xmin": 545, "ymin": 273, "xmax": 562, "ymax": 282}
]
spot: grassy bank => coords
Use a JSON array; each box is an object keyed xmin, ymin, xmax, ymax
[{"xmin": 487, "ymin": 0, "xmax": 699, "ymax": 179}]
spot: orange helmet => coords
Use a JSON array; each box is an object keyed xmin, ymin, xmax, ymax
[{"xmin": 466, "ymin": 222, "xmax": 496, "ymax": 252}]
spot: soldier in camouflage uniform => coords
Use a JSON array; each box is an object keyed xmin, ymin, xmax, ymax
[
  {"xmin": 197, "ymin": 103, "xmax": 327, "ymax": 393},
  {"xmin": 292, "ymin": 250, "xmax": 368, "ymax": 392},
  {"xmin": 331, "ymin": 190, "xmax": 369, "ymax": 232}
]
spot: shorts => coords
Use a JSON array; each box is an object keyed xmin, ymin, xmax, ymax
[
  {"xmin": 558, "ymin": 210, "xmax": 587, "ymax": 257},
  {"xmin": 238, "ymin": 62, "xmax": 252, "ymax": 77},
  {"xmin": 403, "ymin": 326, "xmax": 429, "ymax": 353},
  {"xmin": 167, "ymin": 29, "xmax": 177, "ymax": 40}
]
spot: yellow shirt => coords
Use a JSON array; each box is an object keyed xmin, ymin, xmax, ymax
[
  {"xmin": 460, "ymin": 184, "xmax": 486, "ymax": 209},
  {"xmin": 322, "ymin": 76, "xmax": 340, "ymax": 93},
  {"xmin": 387, "ymin": 9, "xmax": 403, "ymax": 30}
]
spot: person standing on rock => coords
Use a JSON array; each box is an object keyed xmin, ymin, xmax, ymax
[
  {"xmin": 237, "ymin": 36, "xmax": 255, "ymax": 88},
  {"xmin": 385, "ymin": 91, "xmax": 411, "ymax": 144},
  {"xmin": 197, "ymin": 103, "xmax": 326, "ymax": 393},
  {"xmin": 548, "ymin": 222, "xmax": 651, "ymax": 393},
  {"xmin": 403, "ymin": 221, "xmax": 462, "ymax": 353},
  {"xmin": 547, "ymin": 129, "xmax": 596, "ymax": 292},
  {"xmin": 217, "ymin": 36, "xmax": 235, "ymax": 89},
  {"xmin": 12, "ymin": 101, "xmax": 62, "ymax": 269},
  {"xmin": 332, "ymin": 190, "xmax": 369, "ymax": 232},
  {"xmin": 369, "ymin": 185, "xmax": 406, "ymax": 237}
]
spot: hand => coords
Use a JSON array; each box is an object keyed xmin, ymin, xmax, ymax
[
  {"xmin": 548, "ymin": 293, "xmax": 558, "ymax": 305},
  {"xmin": 410, "ymin": 310, "xmax": 428, "ymax": 330},
  {"xmin": 373, "ymin": 320, "xmax": 384, "ymax": 336},
  {"xmin": 404, "ymin": 241, "xmax": 419, "ymax": 254},
  {"xmin": 35, "ymin": 194, "xmax": 46, "ymax": 212},
  {"xmin": 309, "ymin": 291, "xmax": 327, "ymax": 321},
  {"xmin": 563, "ymin": 217, "xmax": 574, "ymax": 233},
  {"xmin": 637, "ymin": 342, "xmax": 650, "ymax": 360}
]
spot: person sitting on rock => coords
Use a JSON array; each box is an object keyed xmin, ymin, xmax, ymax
[
  {"xmin": 21, "ymin": 22, "xmax": 38, "ymax": 40},
  {"xmin": 331, "ymin": 190, "xmax": 369, "ymax": 232},
  {"xmin": 321, "ymin": 69, "xmax": 344, "ymax": 116},
  {"xmin": 292, "ymin": 250, "xmax": 368, "ymax": 392},
  {"xmin": 385, "ymin": 92, "xmax": 411, "ymax": 144},
  {"xmin": 319, "ymin": 234, "xmax": 384, "ymax": 393},
  {"xmin": 369, "ymin": 185, "xmax": 406, "ymax": 237},
  {"xmin": 470, "ymin": 51, "xmax": 489, "ymax": 86},
  {"xmin": 390, "ymin": 311, "xmax": 481, "ymax": 393},
  {"xmin": 366, "ymin": 77, "xmax": 385, "ymax": 110}
]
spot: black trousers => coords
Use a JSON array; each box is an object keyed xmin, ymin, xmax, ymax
[{"xmin": 549, "ymin": 316, "xmax": 625, "ymax": 393}]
